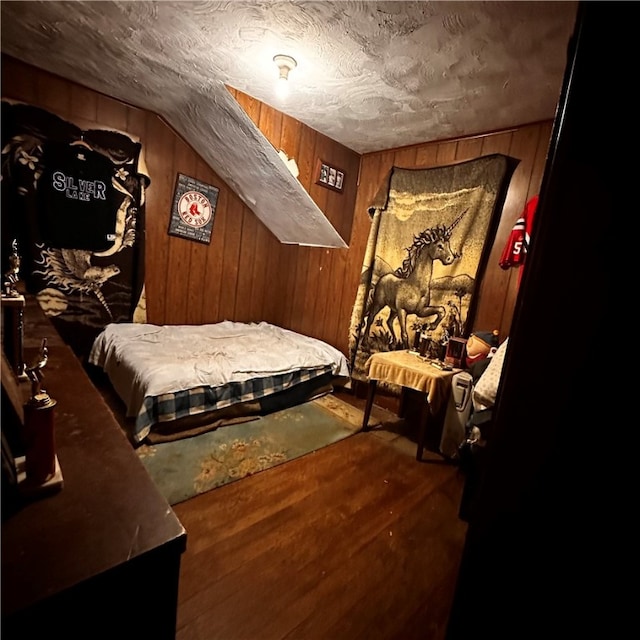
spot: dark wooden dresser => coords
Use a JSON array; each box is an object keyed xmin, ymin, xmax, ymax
[{"xmin": 1, "ymin": 297, "xmax": 187, "ymax": 639}]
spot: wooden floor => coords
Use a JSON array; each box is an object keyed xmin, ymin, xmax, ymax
[{"xmin": 172, "ymin": 388, "xmax": 468, "ymax": 640}]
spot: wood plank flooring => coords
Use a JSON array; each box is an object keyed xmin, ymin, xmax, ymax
[{"xmin": 172, "ymin": 393, "xmax": 468, "ymax": 640}]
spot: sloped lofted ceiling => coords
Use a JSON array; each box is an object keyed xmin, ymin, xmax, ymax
[{"xmin": 0, "ymin": 1, "xmax": 578, "ymax": 248}]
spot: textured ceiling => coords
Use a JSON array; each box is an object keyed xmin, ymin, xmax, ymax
[{"xmin": 0, "ymin": 1, "xmax": 578, "ymax": 247}]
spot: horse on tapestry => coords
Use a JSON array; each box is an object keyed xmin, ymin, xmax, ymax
[{"xmin": 363, "ymin": 210, "xmax": 466, "ymax": 349}]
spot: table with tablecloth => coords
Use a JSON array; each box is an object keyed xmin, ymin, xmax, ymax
[{"xmin": 362, "ymin": 350, "xmax": 460, "ymax": 460}]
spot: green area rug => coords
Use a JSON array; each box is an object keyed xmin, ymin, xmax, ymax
[{"xmin": 136, "ymin": 395, "xmax": 367, "ymax": 505}]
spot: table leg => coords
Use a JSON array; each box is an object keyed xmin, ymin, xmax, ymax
[
  {"xmin": 416, "ymin": 398, "xmax": 431, "ymax": 461},
  {"xmin": 398, "ymin": 387, "xmax": 407, "ymax": 418},
  {"xmin": 362, "ymin": 380, "xmax": 377, "ymax": 431}
]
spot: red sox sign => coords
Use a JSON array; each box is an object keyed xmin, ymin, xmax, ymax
[
  {"xmin": 178, "ymin": 191, "xmax": 213, "ymax": 228},
  {"xmin": 169, "ymin": 173, "xmax": 219, "ymax": 244}
]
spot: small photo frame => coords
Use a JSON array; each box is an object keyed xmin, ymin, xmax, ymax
[
  {"xmin": 315, "ymin": 159, "xmax": 345, "ymax": 193},
  {"xmin": 445, "ymin": 337, "xmax": 468, "ymax": 369}
]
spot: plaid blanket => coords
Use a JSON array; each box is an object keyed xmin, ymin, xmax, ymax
[{"xmin": 135, "ymin": 366, "xmax": 333, "ymax": 444}]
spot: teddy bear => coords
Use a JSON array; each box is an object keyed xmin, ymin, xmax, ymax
[{"xmin": 464, "ymin": 329, "xmax": 500, "ymax": 369}]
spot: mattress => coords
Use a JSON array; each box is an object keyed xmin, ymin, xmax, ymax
[{"xmin": 88, "ymin": 320, "xmax": 350, "ymax": 443}]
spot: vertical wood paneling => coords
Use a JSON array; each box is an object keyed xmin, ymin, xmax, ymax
[
  {"xmin": 295, "ymin": 119, "xmax": 317, "ymax": 193},
  {"xmin": 300, "ymin": 241, "xmax": 326, "ymax": 335},
  {"xmin": 234, "ymin": 207, "xmax": 259, "ymax": 323},
  {"xmin": 435, "ymin": 141, "xmax": 458, "ymax": 165},
  {"xmin": 479, "ymin": 131, "xmax": 514, "ymax": 156},
  {"xmin": 455, "ymin": 138, "xmax": 484, "ymax": 163},
  {"xmin": 225, "ymin": 89, "xmax": 264, "ymax": 322},
  {"xmin": 263, "ymin": 116, "xmax": 292, "ymax": 327},
  {"xmin": 355, "ymin": 129, "xmax": 551, "ymax": 350},
  {"xmin": 231, "ymin": 89, "xmax": 262, "ymax": 124},
  {"xmin": 261, "ymin": 231, "xmax": 283, "ymax": 325},
  {"xmin": 217, "ymin": 195, "xmax": 244, "ymax": 321},
  {"xmin": 279, "ymin": 243, "xmax": 300, "ymax": 329},
  {"xmin": 143, "ymin": 115, "xmax": 176, "ymax": 322},
  {"xmin": 248, "ymin": 105, "xmax": 283, "ymax": 321},
  {"xmin": 192, "ymin": 159, "xmax": 222, "ymax": 324},
  {"xmin": 96, "ymin": 94, "xmax": 128, "ymax": 132},
  {"xmin": 304, "ymin": 137, "xmax": 331, "ymax": 338},
  {"xmin": 493, "ymin": 125, "xmax": 542, "ymax": 337},
  {"xmin": 1, "ymin": 57, "xmax": 37, "ymax": 103},
  {"xmin": 464, "ymin": 131, "xmax": 517, "ymax": 333},
  {"xmin": 289, "ymin": 243, "xmax": 312, "ymax": 335},
  {"xmin": 324, "ymin": 247, "xmax": 349, "ymax": 349},
  {"xmin": 226, "ymin": 87, "xmax": 360, "ymax": 334},
  {"xmin": 125, "ymin": 106, "xmax": 148, "ymax": 142},
  {"xmin": 124, "ymin": 107, "xmax": 151, "ymax": 321},
  {"xmin": 300, "ymin": 247, "xmax": 323, "ymax": 337},
  {"xmin": 286, "ymin": 120, "xmax": 316, "ymax": 333},
  {"xmin": 393, "ymin": 146, "xmax": 418, "ymax": 168},
  {"xmin": 2, "ymin": 55, "xmax": 554, "ymax": 358},
  {"xmin": 198, "ymin": 171, "xmax": 227, "ymax": 324},
  {"xmin": 257, "ymin": 102, "xmax": 283, "ymax": 150},
  {"xmin": 164, "ymin": 141, "xmax": 194, "ymax": 324},
  {"xmin": 279, "ymin": 114, "xmax": 302, "ymax": 165},
  {"xmin": 415, "ymin": 145, "xmax": 439, "ymax": 168},
  {"xmin": 172, "ymin": 138, "xmax": 200, "ymax": 325},
  {"xmin": 247, "ymin": 218, "xmax": 271, "ymax": 322},
  {"xmin": 498, "ymin": 122, "xmax": 552, "ymax": 339},
  {"xmin": 529, "ymin": 122, "xmax": 553, "ymax": 194},
  {"xmin": 336, "ymin": 152, "xmax": 390, "ymax": 355},
  {"xmin": 312, "ymin": 248, "xmax": 335, "ymax": 345},
  {"xmin": 232, "ymin": 89, "xmax": 359, "ymax": 245},
  {"xmin": 70, "ymin": 83, "xmax": 99, "ymax": 123},
  {"xmin": 325, "ymin": 136, "xmax": 359, "ymax": 242},
  {"xmin": 35, "ymin": 72, "xmax": 71, "ymax": 115}
]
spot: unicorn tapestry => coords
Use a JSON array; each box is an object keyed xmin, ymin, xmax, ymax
[{"xmin": 348, "ymin": 154, "xmax": 517, "ymax": 383}]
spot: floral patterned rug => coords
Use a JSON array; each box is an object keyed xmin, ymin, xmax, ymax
[{"xmin": 136, "ymin": 394, "xmax": 365, "ymax": 505}]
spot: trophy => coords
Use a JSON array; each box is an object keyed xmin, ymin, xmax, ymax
[
  {"xmin": 22, "ymin": 338, "xmax": 61, "ymax": 488},
  {"xmin": 3, "ymin": 239, "xmax": 22, "ymax": 298}
]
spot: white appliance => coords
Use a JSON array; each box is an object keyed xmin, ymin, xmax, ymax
[{"xmin": 439, "ymin": 371, "xmax": 474, "ymax": 459}]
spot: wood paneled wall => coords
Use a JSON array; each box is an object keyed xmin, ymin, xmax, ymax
[
  {"xmin": 354, "ymin": 125, "xmax": 552, "ymax": 343},
  {"xmin": 1, "ymin": 54, "xmax": 552, "ymax": 356}
]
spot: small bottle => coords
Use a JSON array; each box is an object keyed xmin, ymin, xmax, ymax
[
  {"xmin": 419, "ymin": 329, "xmax": 430, "ymax": 357},
  {"xmin": 412, "ymin": 325, "xmax": 423, "ymax": 352}
]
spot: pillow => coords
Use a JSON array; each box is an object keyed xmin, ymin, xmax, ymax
[{"xmin": 472, "ymin": 338, "xmax": 509, "ymax": 411}]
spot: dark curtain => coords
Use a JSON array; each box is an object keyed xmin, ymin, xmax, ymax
[{"xmin": 1, "ymin": 100, "xmax": 148, "ymax": 359}]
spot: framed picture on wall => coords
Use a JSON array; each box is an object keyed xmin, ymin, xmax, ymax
[
  {"xmin": 168, "ymin": 173, "xmax": 219, "ymax": 244},
  {"xmin": 315, "ymin": 159, "xmax": 345, "ymax": 193}
]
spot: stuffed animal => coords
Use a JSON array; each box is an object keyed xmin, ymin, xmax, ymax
[{"xmin": 465, "ymin": 330, "xmax": 499, "ymax": 369}]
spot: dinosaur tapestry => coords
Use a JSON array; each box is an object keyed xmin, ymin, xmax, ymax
[
  {"xmin": 1, "ymin": 100, "xmax": 149, "ymax": 359},
  {"xmin": 348, "ymin": 154, "xmax": 517, "ymax": 383}
]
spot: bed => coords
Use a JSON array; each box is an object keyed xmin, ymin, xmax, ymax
[{"xmin": 88, "ymin": 320, "xmax": 350, "ymax": 445}]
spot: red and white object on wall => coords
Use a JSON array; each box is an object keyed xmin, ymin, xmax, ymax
[{"xmin": 499, "ymin": 194, "xmax": 538, "ymax": 285}]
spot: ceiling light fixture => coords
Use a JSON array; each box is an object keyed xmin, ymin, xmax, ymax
[{"xmin": 273, "ymin": 54, "xmax": 297, "ymax": 98}]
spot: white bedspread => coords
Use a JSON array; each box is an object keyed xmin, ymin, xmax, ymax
[{"xmin": 88, "ymin": 321, "xmax": 350, "ymax": 418}]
